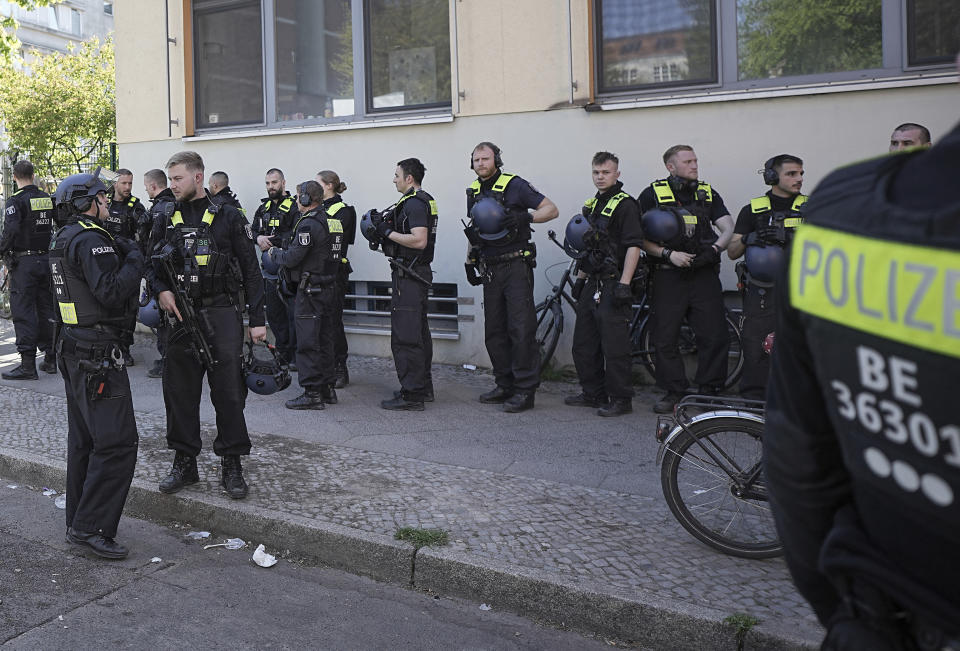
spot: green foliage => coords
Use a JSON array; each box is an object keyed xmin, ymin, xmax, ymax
[
  {"xmin": 723, "ymin": 612, "xmax": 760, "ymax": 651},
  {"xmin": 738, "ymin": 0, "xmax": 882, "ymax": 80},
  {"xmin": 0, "ymin": 1, "xmax": 60, "ymax": 65},
  {"xmin": 0, "ymin": 37, "xmax": 115, "ymax": 179},
  {"xmin": 394, "ymin": 527, "xmax": 449, "ymax": 549}
]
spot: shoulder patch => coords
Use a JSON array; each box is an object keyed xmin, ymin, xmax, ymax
[
  {"xmin": 298, "ymin": 231, "xmax": 311, "ymax": 246},
  {"xmin": 91, "ymin": 244, "xmax": 115, "ymax": 256},
  {"xmin": 244, "ymin": 224, "xmax": 254, "ymax": 241},
  {"xmin": 5, "ymin": 206, "xmax": 15, "ymax": 215}
]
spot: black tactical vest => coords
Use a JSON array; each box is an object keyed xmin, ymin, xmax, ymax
[{"xmin": 394, "ymin": 189, "xmax": 437, "ymax": 264}]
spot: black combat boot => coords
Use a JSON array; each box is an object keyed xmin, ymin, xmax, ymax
[
  {"xmin": 285, "ymin": 390, "xmax": 325, "ymax": 410},
  {"xmin": 66, "ymin": 527, "xmax": 129, "ymax": 559},
  {"xmin": 221, "ymin": 455, "xmax": 248, "ymax": 500},
  {"xmin": 394, "ymin": 388, "xmax": 434, "ymax": 402},
  {"xmin": 334, "ymin": 364, "xmax": 349, "ymax": 388},
  {"xmin": 502, "ymin": 392, "xmax": 535, "ymax": 413},
  {"xmin": 2, "ymin": 355, "xmax": 38, "ymax": 380},
  {"xmin": 598, "ymin": 398, "xmax": 633, "ymax": 417},
  {"xmin": 320, "ymin": 384, "xmax": 338, "ymax": 405},
  {"xmin": 147, "ymin": 359, "xmax": 164, "ymax": 378},
  {"xmin": 479, "ymin": 386, "xmax": 513, "ymax": 404},
  {"xmin": 158, "ymin": 451, "xmax": 199, "ymax": 494},
  {"xmin": 39, "ymin": 351, "xmax": 57, "ymax": 374},
  {"xmin": 563, "ymin": 392, "xmax": 608, "ymax": 408},
  {"xmin": 381, "ymin": 394, "xmax": 424, "ymax": 411}
]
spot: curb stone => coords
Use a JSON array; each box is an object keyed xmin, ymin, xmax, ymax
[{"xmin": 1, "ymin": 447, "xmax": 817, "ymax": 650}]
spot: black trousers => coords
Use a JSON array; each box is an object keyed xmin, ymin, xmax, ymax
[
  {"xmin": 264, "ymin": 277, "xmax": 296, "ymax": 363},
  {"xmin": 294, "ymin": 285, "xmax": 336, "ymax": 390},
  {"xmin": 155, "ymin": 319, "xmax": 169, "ymax": 358},
  {"xmin": 333, "ymin": 262, "xmax": 350, "ymax": 367},
  {"xmin": 572, "ymin": 277, "xmax": 635, "ymax": 400},
  {"xmin": 59, "ymin": 336, "xmax": 138, "ymax": 538},
  {"xmin": 163, "ymin": 304, "xmax": 251, "ymax": 457},
  {"xmin": 739, "ymin": 282, "xmax": 777, "ymax": 400},
  {"xmin": 391, "ymin": 264, "xmax": 433, "ymax": 400},
  {"xmin": 482, "ymin": 258, "xmax": 540, "ymax": 393},
  {"xmin": 10, "ymin": 254, "xmax": 54, "ymax": 356},
  {"xmin": 650, "ymin": 266, "xmax": 728, "ymax": 394}
]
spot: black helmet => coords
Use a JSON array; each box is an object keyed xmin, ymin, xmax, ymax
[
  {"xmin": 562, "ymin": 214, "xmax": 593, "ymax": 259},
  {"xmin": 242, "ymin": 342, "xmax": 291, "ymax": 395},
  {"xmin": 470, "ymin": 197, "xmax": 509, "ymax": 243},
  {"xmin": 138, "ymin": 297, "xmax": 162, "ymax": 329},
  {"xmin": 640, "ymin": 208, "xmax": 682, "ymax": 244},
  {"xmin": 54, "ymin": 167, "xmax": 110, "ymax": 215},
  {"xmin": 745, "ymin": 243, "xmax": 786, "ymax": 283},
  {"xmin": 359, "ymin": 209, "xmax": 379, "ymax": 243}
]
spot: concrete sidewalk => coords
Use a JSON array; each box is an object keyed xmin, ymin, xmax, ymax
[{"xmin": 0, "ymin": 324, "xmax": 821, "ymax": 650}]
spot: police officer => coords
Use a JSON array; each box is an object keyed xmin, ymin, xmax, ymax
[
  {"xmin": 252, "ymin": 168, "xmax": 299, "ymax": 367},
  {"xmin": 208, "ymin": 170, "xmax": 244, "ymax": 212},
  {"xmin": 465, "ymin": 142, "xmax": 558, "ymax": 413},
  {"xmin": 316, "ymin": 169, "xmax": 356, "ymax": 388},
  {"xmin": 563, "ymin": 152, "xmax": 643, "ymax": 417},
  {"xmin": 105, "ymin": 168, "xmax": 148, "ymax": 366},
  {"xmin": 727, "ymin": 154, "xmax": 806, "ymax": 400},
  {"xmin": 366, "ymin": 158, "xmax": 436, "ymax": 411},
  {"xmin": 765, "ymin": 114, "xmax": 960, "ymax": 650},
  {"xmin": 888, "ymin": 122, "xmax": 931, "ymax": 152},
  {"xmin": 639, "ymin": 145, "xmax": 734, "ymax": 414},
  {"xmin": 0, "ymin": 160, "xmax": 56, "ymax": 379},
  {"xmin": 264, "ymin": 180, "xmax": 343, "ymax": 410},
  {"xmin": 150, "ymin": 151, "xmax": 266, "ymax": 500},
  {"xmin": 51, "ymin": 170, "xmax": 143, "ymax": 559},
  {"xmin": 142, "ymin": 168, "xmax": 176, "ymax": 378}
]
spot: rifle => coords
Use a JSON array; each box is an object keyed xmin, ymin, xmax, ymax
[
  {"xmin": 388, "ymin": 257, "xmax": 432, "ymax": 288},
  {"xmin": 153, "ymin": 244, "xmax": 216, "ymax": 370}
]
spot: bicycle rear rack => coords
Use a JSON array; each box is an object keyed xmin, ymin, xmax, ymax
[{"xmin": 655, "ymin": 394, "xmax": 765, "ymax": 443}]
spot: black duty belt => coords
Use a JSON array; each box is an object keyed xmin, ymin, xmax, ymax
[
  {"xmin": 58, "ymin": 329, "xmax": 123, "ymax": 359},
  {"xmin": 481, "ymin": 250, "xmax": 527, "ymax": 265},
  {"xmin": 12, "ymin": 250, "xmax": 47, "ymax": 257}
]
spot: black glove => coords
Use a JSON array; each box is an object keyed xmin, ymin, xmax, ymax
[
  {"xmin": 375, "ymin": 218, "xmax": 393, "ymax": 238},
  {"xmin": 612, "ymin": 282, "xmax": 632, "ymax": 306},
  {"xmin": 464, "ymin": 262, "xmax": 484, "ymax": 286},
  {"xmin": 501, "ymin": 209, "xmax": 531, "ymax": 231},
  {"xmin": 571, "ymin": 277, "xmax": 587, "ymax": 301},
  {"xmin": 758, "ymin": 224, "xmax": 785, "ymax": 244},
  {"xmin": 692, "ymin": 245, "xmax": 720, "ymax": 268},
  {"xmin": 743, "ymin": 232, "xmax": 759, "ymax": 246},
  {"xmin": 114, "ymin": 236, "xmax": 137, "ymax": 257},
  {"xmin": 122, "ymin": 246, "xmax": 144, "ymax": 273}
]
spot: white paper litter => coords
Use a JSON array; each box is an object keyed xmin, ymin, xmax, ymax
[
  {"xmin": 185, "ymin": 531, "xmax": 210, "ymax": 539},
  {"xmin": 150, "ymin": 557, "xmax": 162, "ymax": 563},
  {"xmin": 252, "ymin": 544, "xmax": 277, "ymax": 568},
  {"xmin": 5, "ymin": 484, "xmax": 17, "ymax": 489},
  {"xmin": 42, "ymin": 488, "xmax": 57, "ymax": 496},
  {"xmin": 462, "ymin": 364, "xmax": 477, "ymax": 370},
  {"xmin": 54, "ymin": 495, "xmax": 66, "ymax": 509},
  {"xmin": 204, "ymin": 538, "xmax": 246, "ymax": 550},
  {"xmin": 479, "ymin": 603, "xmax": 492, "ymax": 611}
]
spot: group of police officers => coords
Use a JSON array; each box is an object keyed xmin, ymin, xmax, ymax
[{"xmin": 0, "ymin": 113, "xmax": 955, "ymax": 650}]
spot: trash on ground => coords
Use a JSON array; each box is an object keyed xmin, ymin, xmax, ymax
[
  {"xmin": 463, "ymin": 364, "xmax": 477, "ymax": 370},
  {"xmin": 5, "ymin": 484, "xmax": 17, "ymax": 489},
  {"xmin": 185, "ymin": 531, "xmax": 210, "ymax": 539},
  {"xmin": 54, "ymin": 495, "xmax": 66, "ymax": 509},
  {"xmin": 252, "ymin": 544, "xmax": 277, "ymax": 568},
  {"xmin": 479, "ymin": 603, "xmax": 491, "ymax": 611},
  {"xmin": 42, "ymin": 488, "xmax": 57, "ymax": 496},
  {"xmin": 204, "ymin": 538, "xmax": 245, "ymax": 550},
  {"xmin": 150, "ymin": 557, "xmax": 162, "ymax": 563},
  {"xmin": 57, "ymin": 615, "xmax": 63, "ymax": 621}
]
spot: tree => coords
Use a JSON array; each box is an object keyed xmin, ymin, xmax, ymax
[
  {"xmin": 1, "ymin": 1, "xmax": 61, "ymax": 65},
  {"xmin": 0, "ymin": 37, "xmax": 115, "ymax": 179}
]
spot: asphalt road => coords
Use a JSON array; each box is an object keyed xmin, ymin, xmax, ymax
[{"xmin": 0, "ymin": 479, "xmax": 627, "ymax": 650}]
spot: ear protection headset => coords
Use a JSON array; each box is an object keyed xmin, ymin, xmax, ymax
[
  {"xmin": 469, "ymin": 142, "xmax": 503, "ymax": 171},
  {"xmin": 72, "ymin": 195, "xmax": 95, "ymax": 213},
  {"xmin": 297, "ymin": 181, "xmax": 318, "ymax": 207},
  {"xmin": 668, "ymin": 176, "xmax": 698, "ymax": 194},
  {"xmin": 762, "ymin": 155, "xmax": 787, "ymax": 186}
]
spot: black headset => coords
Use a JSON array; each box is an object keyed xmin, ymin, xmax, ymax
[
  {"xmin": 470, "ymin": 142, "xmax": 503, "ymax": 171},
  {"xmin": 72, "ymin": 194, "xmax": 95, "ymax": 213},
  {"xmin": 668, "ymin": 175, "xmax": 699, "ymax": 194},
  {"xmin": 762, "ymin": 155, "xmax": 790, "ymax": 186},
  {"xmin": 297, "ymin": 182, "xmax": 314, "ymax": 207}
]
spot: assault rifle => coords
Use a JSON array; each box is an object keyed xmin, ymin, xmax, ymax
[{"xmin": 153, "ymin": 243, "xmax": 216, "ymax": 371}]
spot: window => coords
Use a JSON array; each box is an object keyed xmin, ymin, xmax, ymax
[
  {"xmin": 594, "ymin": 0, "xmax": 958, "ymax": 98},
  {"xmin": 104, "ymin": 2, "xmax": 113, "ymax": 16},
  {"xmin": 192, "ymin": 0, "xmax": 452, "ymax": 132},
  {"xmin": 344, "ymin": 280, "xmax": 465, "ymax": 339}
]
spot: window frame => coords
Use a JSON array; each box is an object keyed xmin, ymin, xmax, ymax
[
  {"xmin": 192, "ymin": 0, "xmax": 454, "ymax": 135},
  {"xmin": 593, "ymin": 0, "xmax": 957, "ymax": 103}
]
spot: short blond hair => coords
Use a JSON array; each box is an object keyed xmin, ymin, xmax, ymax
[
  {"xmin": 166, "ymin": 150, "xmax": 205, "ymax": 173},
  {"xmin": 662, "ymin": 144, "xmax": 693, "ymax": 165}
]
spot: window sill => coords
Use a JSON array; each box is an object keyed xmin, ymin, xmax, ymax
[
  {"xmin": 185, "ymin": 113, "xmax": 454, "ymax": 141},
  {"xmin": 587, "ymin": 72, "xmax": 958, "ymax": 112}
]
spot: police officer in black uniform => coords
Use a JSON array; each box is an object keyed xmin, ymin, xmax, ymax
[
  {"xmin": 316, "ymin": 169, "xmax": 356, "ymax": 388},
  {"xmin": 105, "ymin": 168, "xmax": 148, "ymax": 366},
  {"xmin": 150, "ymin": 151, "xmax": 266, "ymax": 500},
  {"xmin": 142, "ymin": 168, "xmax": 176, "ymax": 378},
  {"xmin": 252, "ymin": 168, "xmax": 299, "ymax": 367},
  {"xmin": 765, "ymin": 114, "xmax": 960, "ymax": 650},
  {"xmin": 208, "ymin": 170, "xmax": 244, "ymax": 213},
  {"xmin": 368, "ymin": 158, "xmax": 437, "ymax": 411},
  {"xmin": 51, "ymin": 169, "xmax": 143, "ymax": 559},
  {"xmin": 639, "ymin": 145, "xmax": 734, "ymax": 414},
  {"xmin": 727, "ymin": 154, "xmax": 806, "ymax": 400},
  {"xmin": 265, "ymin": 180, "xmax": 343, "ymax": 410},
  {"xmin": 563, "ymin": 152, "xmax": 644, "ymax": 417},
  {"xmin": 465, "ymin": 142, "xmax": 558, "ymax": 413},
  {"xmin": 0, "ymin": 160, "xmax": 56, "ymax": 379}
]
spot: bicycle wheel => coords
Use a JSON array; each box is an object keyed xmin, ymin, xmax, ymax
[
  {"xmin": 660, "ymin": 416, "xmax": 782, "ymax": 559},
  {"xmin": 0, "ymin": 265, "xmax": 10, "ymax": 320},
  {"xmin": 637, "ymin": 313, "xmax": 744, "ymax": 389},
  {"xmin": 535, "ymin": 298, "xmax": 563, "ymax": 374}
]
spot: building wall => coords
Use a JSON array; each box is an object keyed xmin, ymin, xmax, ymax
[{"xmin": 115, "ymin": 1, "xmax": 960, "ymax": 368}]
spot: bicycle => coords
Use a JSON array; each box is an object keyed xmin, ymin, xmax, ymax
[
  {"xmin": 655, "ymin": 394, "xmax": 782, "ymax": 559},
  {"xmin": 534, "ymin": 231, "xmax": 743, "ymax": 388}
]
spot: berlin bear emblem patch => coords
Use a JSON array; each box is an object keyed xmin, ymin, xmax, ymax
[{"xmin": 298, "ymin": 231, "xmax": 311, "ymax": 246}]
